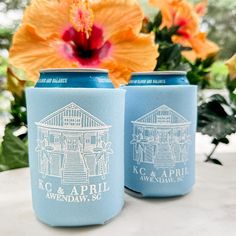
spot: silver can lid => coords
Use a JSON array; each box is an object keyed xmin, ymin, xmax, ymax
[
  {"xmin": 40, "ymin": 68, "xmax": 108, "ymax": 73},
  {"xmin": 127, "ymin": 71, "xmax": 189, "ymax": 86},
  {"xmin": 131, "ymin": 71, "xmax": 187, "ymax": 76}
]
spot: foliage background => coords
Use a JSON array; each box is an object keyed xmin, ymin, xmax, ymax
[
  {"xmin": 1, "ymin": 0, "xmax": 235, "ymax": 88},
  {"xmin": 0, "ymin": 0, "xmax": 236, "ymax": 170},
  {"xmin": 140, "ymin": 0, "xmax": 236, "ymax": 60},
  {"xmin": 1, "ymin": 0, "xmax": 236, "ymax": 55}
]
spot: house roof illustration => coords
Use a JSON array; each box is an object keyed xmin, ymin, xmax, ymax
[
  {"xmin": 36, "ymin": 102, "xmax": 110, "ymax": 130},
  {"xmin": 132, "ymin": 105, "xmax": 191, "ymax": 126}
]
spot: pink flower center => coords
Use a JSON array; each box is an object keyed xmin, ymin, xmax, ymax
[
  {"xmin": 170, "ymin": 9, "xmax": 190, "ymax": 39},
  {"xmin": 61, "ymin": 25, "xmax": 111, "ymax": 66}
]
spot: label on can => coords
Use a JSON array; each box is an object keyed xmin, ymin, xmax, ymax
[
  {"xmin": 35, "ymin": 68, "xmax": 114, "ymax": 88},
  {"xmin": 127, "ymin": 71, "xmax": 189, "ymax": 86}
]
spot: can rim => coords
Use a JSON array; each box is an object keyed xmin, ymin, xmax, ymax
[
  {"xmin": 131, "ymin": 71, "xmax": 187, "ymax": 76},
  {"xmin": 40, "ymin": 68, "xmax": 108, "ymax": 73}
]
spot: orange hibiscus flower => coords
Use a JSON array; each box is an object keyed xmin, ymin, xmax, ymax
[
  {"xmin": 9, "ymin": 0, "xmax": 158, "ymax": 87},
  {"xmin": 149, "ymin": 0, "xmax": 219, "ymax": 62},
  {"xmin": 181, "ymin": 32, "xmax": 220, "ymax": 62},
  {"xmin": 149, "ymin": 0, "xmax": 199, "ymax": 40},
  {"xmin": 194, "ymin": 0, "xmax": 208, "ymax": 16}
]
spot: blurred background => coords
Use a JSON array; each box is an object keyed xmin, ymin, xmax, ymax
[
  {"xmin": 0, "ymin": 0, "xmax": 236, "ymax": 160},
  {"xmin": 1, "ymin": 0, "xmax": 235, "ymax": 93}
]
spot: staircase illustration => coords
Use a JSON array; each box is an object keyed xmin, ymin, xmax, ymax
[
  {"xmin": 154, "ymin": 144, "xmax": 175, "ymax": 168},
  {"xmin": 62, "ymin": 151, "xmax": 88, "ymax": 185},
  {"xmin": 154, "ymin": 157, "xmax": 175, "ymax": 168}
]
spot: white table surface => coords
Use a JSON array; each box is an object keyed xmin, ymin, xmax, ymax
[{"xmin": 0, "ymin": 154, "xmax": 236, "ymax": 236}]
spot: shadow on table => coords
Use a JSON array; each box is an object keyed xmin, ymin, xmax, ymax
[
  {"xmin": 37, "ymin": 220, "xmax": 111, "ymax": 234},
  {"xmin": 124, "ymin": 186, "xmax": 193, "ymax": 203}
]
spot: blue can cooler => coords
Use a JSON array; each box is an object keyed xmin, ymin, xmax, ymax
[
  {"xmin": 26, "ymin": 69, "xmax": 125, "ymax": 226},
  {"xmin": 124, "ymin": 71, "xmax": 197, "ymax": 197}
]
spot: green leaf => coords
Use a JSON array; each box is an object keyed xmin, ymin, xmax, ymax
[
  {"xmin": 209, "ymin": 94, "xmax": 229, "ymax": 106},
  {"xmin": 198, "ymin": 95, "xmax": 236, "ymax": 140},
  {"xmin": 0, "ymin": 27, "xmax": 13, "ymax": 50},
  {"xmin": 202, "ymin": 56, "xmax": 215, "ymax": 68},
  {"xmin": 8, "ymin": 91, "xmax": 27, "ymax": 128},
  {"xmin": 227, "ymin": 76, "xmax": 236, "ymax": 93},
  {"xmin": 153, "ymin": 12, "xmax": 162, "ymax": 28},
  {"xmin": 155, "ymin": 26, "xmax": 179, "ymax": 43},
  {"xmin": 226, "ymin": 77, "xmax": 236, "ymax": 108},
  {"xmin": 156, "ymin": 43, "xmax": 182, "ymax": 70},
  {"xmin": 212, "ymin": 137, "xmax": 229, "ymax": 145},
  {"xmin": 209, "ymin": 61, "xmax": 228, "ymax": 89},
  {"xmin": 212, "ymin": 138, "xmax": 220, "ymax": 145},
  {"xmin": 229, "ymin": 93, "xmax": 236, "ymax": 109},
  {"xmin": 206, "ymin": 158, "xmax": 223, "ymax": 166},
  {"xmin": 187, "ymin": 71, "xmax": 202, "ymax": 84},
  {"xmin": 218, "ymin": 137, "xmax": 230, "ymax": 144},
  {"xmin": 0, "ymin": 128, "xmax": 28, "ymax": 172}
]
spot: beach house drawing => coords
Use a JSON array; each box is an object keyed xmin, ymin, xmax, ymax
[
  {"xmin": 131, "ymin": 105, "xmax": 191, "ymax": 169},
  {"xmin": 35, "ymin": 102, "xmax": 113, "ymax": 185}
]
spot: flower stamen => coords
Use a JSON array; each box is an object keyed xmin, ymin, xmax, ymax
[{"xmin": 70, "ymin": 0, "xmax": 94, "ymax": 38}]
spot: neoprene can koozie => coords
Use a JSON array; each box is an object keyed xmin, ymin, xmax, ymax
[
  {"xmin": 124, "ymin": 71, "xmax": 197, "ymax": 197},
  {"xmin": 26, "ymin": 69, "xmax": 125, "ymax": 226}
]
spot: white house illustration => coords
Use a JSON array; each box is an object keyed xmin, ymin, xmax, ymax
[
  {"xmin": 131, "ymin": 105, "xmax": 191, "ymax": 169},
  {"xmin": 35, "ymin": 102, "xmax": 113, "ymax": 185}
]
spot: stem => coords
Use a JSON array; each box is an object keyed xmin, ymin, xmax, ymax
[{"xmin": 205, "ymin": 143, "xmax": 219, "ymax": 162}]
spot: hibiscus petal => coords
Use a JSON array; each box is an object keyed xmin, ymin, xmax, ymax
[
  {"xmin": 9, "ymin": 25, "xmax": 76, "ymax": 82},
  {"xmin": 102, "ymin": 29, "xmax": 158, "ymax": 86},
  {"xmin": 149, "ymin": 0, "xmax": 199, "ymax": 37},
  {"xmin": 149, "ymin": 0, "xmax": 173, "ymax": 27},
  {"xmin": 225, "ymin": 53, "xmax": 236, "ymax": 80},
  {"xmin": 194, "ymin": 0, "xmax": 208, "ymax": 16},
  {"xmin": 182, "ymin": 32, "xmax": 220, "ymax": 62},
  {"xmin": 181, "ymin": 50, "xmax": 198, "ymax": 62},
  {"xmin": 23, "ymin": 0, "xmax": 71, "ymax": 38},
  {"xmin": 92, "ymin": 0, "xmax": 144, "ymax": 40},
  {"xmin": 101, "ymin": 59, "xmax": 134, "ymax": 87},
  {"xmin": 109, "ymin": 29, "xmax": 158, "ymax": 71}
]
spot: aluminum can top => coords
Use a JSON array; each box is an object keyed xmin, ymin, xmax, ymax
[
  {"xmin": 35, "ymin": 68, "xmax": 114, "ymax": 88},
  {"xmin": 127, "ymin": 71, "xmax": 189, "ymax": 86}
]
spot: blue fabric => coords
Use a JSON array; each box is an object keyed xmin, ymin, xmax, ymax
[
  {"xmin": 124, "ymin": 73, "xmax": 197, "ymax": 197},
  {"xmin": 26, "ymin": 88, "xmax": 125, "ymax": 226}
]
